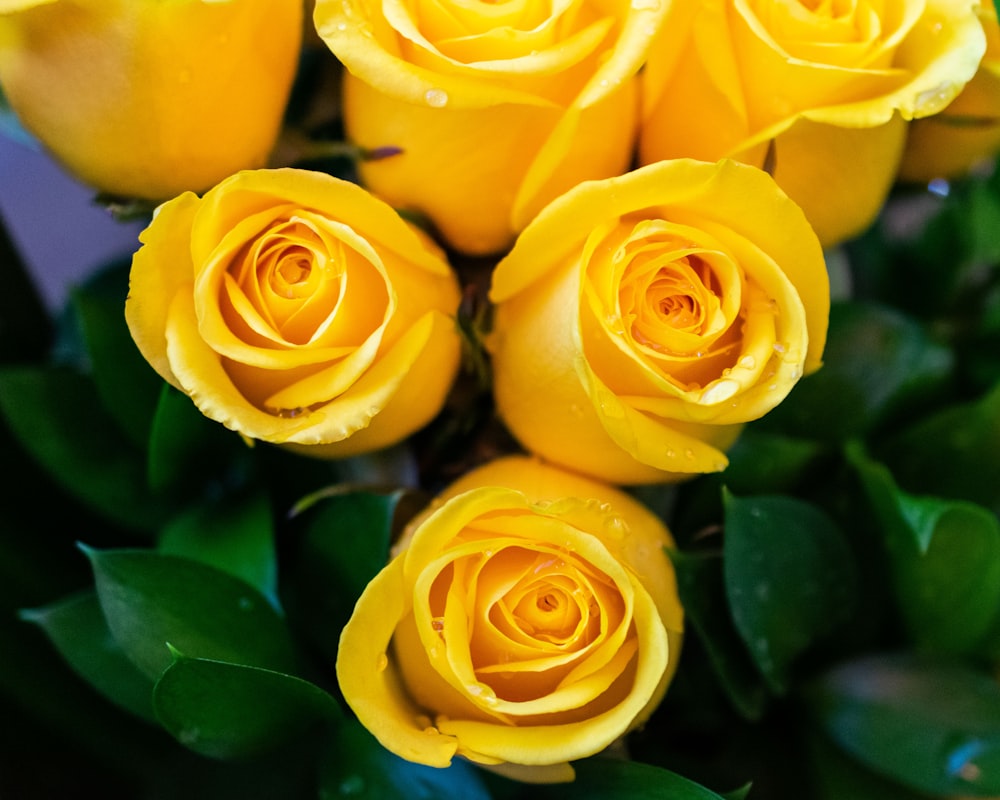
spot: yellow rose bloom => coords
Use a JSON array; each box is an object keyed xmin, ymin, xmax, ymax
[
  {"xmin": 313, "ymin": 0, "xmax": 666, "ymax": 255},
  {"xmin": 900, "ymin": 3, "xmax": 1000, "ymax": 181},
  {"xmin": 488, "ymin": 159, "xmax": 829, "ymax": 485},
  {"xmin": 639, "ymin": 0, "xmax": 987, "ymax": 246},
  {"xmin": 337, "ymin": 455, "xmax": 683, "ymax": 783},
  {"xmin": 0, "ymin": 0, "xmax": 302, "ymax": 199},
  {"xmin": 125, "ymin": 168, "xmax": 462, "ymax": 457}
]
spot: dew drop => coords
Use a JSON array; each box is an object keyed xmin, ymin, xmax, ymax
[
  {"xmin": 178, "ymin": 727, "xmax": 200, "ymax": 746},
  {"xmin": 425, "ymin": 88, "xmax": 449, "ymax": 108},
  {"xmin": 431, "ymin": 616, "xmax": 445, "ymax": 632},
  {"xmin": 339, "ymin": 775, "xmax": 366, "ymax": 796},
  {"xmin": 666, "ymin": 448, "xmax": 677, "ymax": 458},
  {"xmin": 684, "ymin": 448, "xmax": 695, "ymax": 460},
  {"xmin": 336, "ymin": 21, "xmax": 348, "ymax": 30},
  {"xmin": 915, "ymin": 82, "xmax": 955, "ymax": 111},
  {"xmin": 928, "ymin": 177, "xmax": 950, "ymax": 197},
  {"xmin": 772, "ymin": 342, "xmax": 786, "ymax": 354},
  {"xmin": 376, "ymin": 652, "xmax": 389, "ymax": 672},
  {"xmin": 700, "ymin": 379, "xmax": 740, "ymax": 405},
  {"xmin": 739, "ymin": 354, "xmax": 757, "ymax": 370}
]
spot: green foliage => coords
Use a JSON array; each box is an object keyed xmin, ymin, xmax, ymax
[
  {"xmin": 282, "ymin": 489, "xmax": 405, "ymax": 663},
  {"xmin": 757, "ymin": 302, "xmax": 953, "ymax": 442},
  {"xmin": 319, "ymin": 720, "xmax": 490, "ymax": 800},
  {"xmin": 722, "ymin": 492, "xmax": 858, "ymax": 694},
  {"xmin": 0, "ymin": 364, "xmax": 169, "ymax": 532},
  {"xmin": 85, "ymin": 547, "xmax": 300, "ymax": 679},
  {"xmin": 153, "ymin": 654, "xmax": 340, "ymax": 759},
  {"xmin": 805, "ymin": 653, "xmax": 1000, "ymax": 796},
  {"xmin": 20, "ymin": 591, "xmax": 156, "ymax": 721},
  {"xmin": 849, "ymin": 444, "xmax": 1000, "ymax": 658}
]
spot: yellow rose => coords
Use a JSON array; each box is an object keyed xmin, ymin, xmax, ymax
[
  {"xmin": 0, "ymin": 0, "xmax": 302, "ymax": 200},
  {"xmin": 900, "ymin": 4, "xmax": 1000, "ymax": 181},
  {"xmin": 313, "ymin": 0, "xmax": 666, "ymax": 255},
  {"xmin": 488, "ymin": 159, "xmax": 829, "ymax": 485},
  {"xmin": 125, "ymin": 168, "xmax": 462, "ymax": 457},
  {"xmin": 337, "ymin": 455, "xmax": 682, "ymax": 783},
  {"xmin": 639, "ymin": 0, "xmax": 987, "ymax": 246}
]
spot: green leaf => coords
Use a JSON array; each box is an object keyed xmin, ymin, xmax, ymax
[
  {"xmin": 880, "ymin": 381, "xmax": 1000, "ymax": 517},
  {"xmin": 804, "ymin": 724, "xmax": 933, "ymax": 800},
  {"xmin": 848, "ymin": 443, "xmax": 1000, "ymax": 657},
  {"xmin": 667, "ymin": 549, "xmax": 768, "ymax": 720},
  {"xmin": 758, "ymin": 302, "xmax": 952, "ymax": 443},
  {"xmin": 723, "ymin": 491, "xmax": 859, "ymax": 694},
  {"xmin": 804, "ymin": 652, "xmax": 1000, "ymax": 796},
  {"xmin": 529, "ymin": 758, "xmax": 740, "ymax": 799},
  {"xmin": 153, "ymin": 654, "xmax": 339, "ymax": 760},
  {"xmin": 70, "ymin": 268, "xmax": 162, "ymax": 448},
  {"xmin": 159, "ymin": 490, "xmax": 277, "ymax": 607},
  {"xmin": 720, "ymin": 430, "xmax": 825, "ymax": 495},
  {"xmin": 284, "ymin": 490, "xmax": 403, "ymax": 662},
  {"xmin": 147, "ymin": 383, "xmax": 253, "ymax": 500},
  {"xmin": 0, "ymin": 364, "xmax": 168, "ymax": 531},
  {"xmin": 86, "ymin": 547, "xmax": 299, "ymax": 680},
  {"xmin": 318, "ymin": 719, "xmax": 490, "ymax": 800},
  {"xmin": 19, "ymin": 590, "xmax": 155, "ymax": 722}
]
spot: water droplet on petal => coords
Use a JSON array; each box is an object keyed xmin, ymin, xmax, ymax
[
  {"xmin": 739, "ymin": 354, "xmax": 756, "ymax": 369},
  {"xmin": 431, "ymin": 616, "xmax": 445, "ymax": 633},
  {"xmin": 425, "ymin": 88, "xmax": 449, "ymax": 108},
  {"xmin": 376, "ymin": 653, "xmax": 389, "ymax": 672},
  {"xmin": 700, "ymin": 379, "xmax": 740, "ymax": 405},
  {"xmin": 772, "ymin": 342, "xmax": 786, "ymax": 354}
]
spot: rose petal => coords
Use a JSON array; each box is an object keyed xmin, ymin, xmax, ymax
[{"xmin": 337, "ymin": 559, "xmax": 460, "ymax": 767}]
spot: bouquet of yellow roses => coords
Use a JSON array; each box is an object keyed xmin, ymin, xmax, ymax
[{"xmin": 1, "ymin": 0, "xmax": 999, "ymax": 797}]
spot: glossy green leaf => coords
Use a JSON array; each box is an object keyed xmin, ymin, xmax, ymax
[
  {"xmin": 19, "ymin": 590, "xmax": 155, "ymax": 722},
  {"xmin": 880, "ymin": 381, "xmax": 1000, "ymax": 517},
  {"xmin": 159, "ymin": 490, "xmax": 277, "ymax": 607},
  {"xmin": 723, "ymin": 492, "xmax": 858, "ymax": 694},
  {"xmin": 758, "ymin": 303, "xmax": 952, "ymax": 443},
  {"xmin": 153, "ymin": 654, "xmax": 339, "ymax": 760},
  {"xmin": 668, "ymin": 549, "xmax": 767, "ymax": 720},
  {"xmin": 0, "ymin": 365, "xmax": 167, "ymax": 531},
  {"xmin": 319, "ymin": 719, "xmax": 489, "ymax": 800},
  {"xmin": 147, "ymin": 383, "xmax": 253, "ymax": 499},
  {"xmin": 805, "ymin": 653, "xmax": 1000, "ymax": 796},
  {"xmin": 86, "ymin": 547, "xmax": 299, "ymax": 680},
  {"xmin": 284, "ymin": 490, "xmax": 403, "ymax": 662},
  {"xmin": 805, "ymin": 723, "xmax": 936, "ymax": 800},
  {"xmin": 70, "ymin": 271, "xmax": 161, "ymax": 448},
  {"xmin": 848, "ymin": 444, "xmax": 1000, "ymax": 656},
  {"xmin": 530, "ymin": 758, "xmax": 741, "ymax": 799},
  {"xmin": 720, "ymin": 431, "xmax": 825, "ymax": 495}
]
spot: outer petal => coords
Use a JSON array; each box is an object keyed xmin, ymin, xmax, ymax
[
  {"xmin": 0, "ymin": 0, "xmax": 302, "ymax": 198},
  {"xmin": 336, "ymin": 558, "xmax": 460, "ymax": 767},
  {"xmin": 125, "ymin": 192, "xmax": 202, "ymax": 390},
  {"xmin": 763, "ymin": 114, "xmax": 908, "ymax": 246}
]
